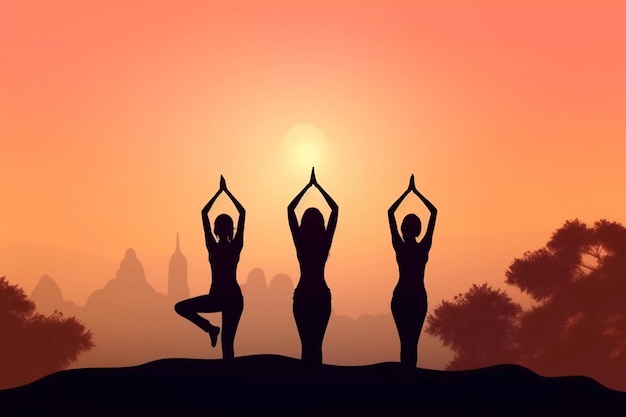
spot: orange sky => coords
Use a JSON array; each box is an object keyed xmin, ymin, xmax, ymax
[{"xmin": 2, "ymin": 0, "xmax": 626, "ymax": 318}]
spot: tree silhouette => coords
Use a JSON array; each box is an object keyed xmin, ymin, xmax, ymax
[
  {"xmin": 426, "ymin": 283, "xmax": 522, "ymax": 369},
  {"xmin": 509, "ymin": 219, "xmax": 626, "ymax": 387},
  {"xmin": 426, "ymin": 219, "xmax": 626, "ymax": 391},
  {"xmin": 0, "ymin": 276, "xmax": 94, "ymax": 389}
]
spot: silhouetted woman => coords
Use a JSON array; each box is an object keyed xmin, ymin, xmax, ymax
[
  {"xmin": 175, "ymin": 175, "xmax": 245, "ymax": 360},
  {"xmin": 288, "ymin": 167, "xmax": 338, "ymax": 366},
  {"xmin": 388, "ymin": 174, "xmax": 437, "ymax": 368}
]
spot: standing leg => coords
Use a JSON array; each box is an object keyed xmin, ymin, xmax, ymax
[
  {"xmin": 392, "ymin": 296, "xmax": 411, "ymax": 368},
  {"xmin": 293, "ymin": 290, "xmax": 317, "ymax": 365},
  {"xmin": 221, "ymin": 295, "xmax": 244, "ymax": 360},
  {"xmin": 175, "ymin": 294, "xmax": 221, "ymax": 347},
  {"xmin": 293, "ymin": 289, "xmax": 331, "ymax": 366},
  {"xmin": 391, "ymin": 293, "xmax": 428, "ymax": 368},
  {"xmin": 293, "ymin": 292, "xmax": 308, "ymax": 362},
  {"xmin": 400, "ymin": 327, "xmax": 419, "ymax": 368},
  {"xmin": 310, "ymin": 292, "xmax": 331, "ymax": 365},
  {"xmin": 413, "ymin": 294, "xmax": 428, "ymax": 366}
]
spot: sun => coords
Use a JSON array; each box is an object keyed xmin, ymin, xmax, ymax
[{"xmin": 283, "ymin": 123, "xmax": 328, "ymax": 171}]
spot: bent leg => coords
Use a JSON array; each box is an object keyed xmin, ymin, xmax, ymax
[{"xmin": 175, "ymin": 294, "xmax": 221, "ymax": 335}]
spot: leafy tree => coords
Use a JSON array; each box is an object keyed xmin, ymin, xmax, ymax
[
  {"xmin": 0, "ymin": 276, "xmax": 94, "ymax": 389},
  {"xmin": 507, "ymin": 219, "xmax": 626, "ymax": 388},
  {"xmin": 426, "ymin": 283, "xmax": 522, "ymax": 369},
  {"xmin": 426, "ymin": 219, "xmax": 626, "ymax": 391}
]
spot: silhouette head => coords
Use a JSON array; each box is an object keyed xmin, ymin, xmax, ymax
[
  {"xmin": 300, "ymin": 207, "xmax": 325, "ymax": 238},
  {"xmin": 401, "ymin": 214, "xmax": 421, "ymax": 241},
  {"xmin": 214, "ymin": 214, "xmax": 234, "ymax": 242}
]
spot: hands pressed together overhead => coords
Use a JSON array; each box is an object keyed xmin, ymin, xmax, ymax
[{"xmin": 309, "ymin": 167, "xmax": 318, "ymax": 188}]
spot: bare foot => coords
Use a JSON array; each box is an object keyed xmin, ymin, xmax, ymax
[{"xmin": 208, "ymin": 325, "xmax": 220, "ymax": 348}]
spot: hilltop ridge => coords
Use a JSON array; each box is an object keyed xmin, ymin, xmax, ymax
[{"xmin": 1, "ymin": 355, "xmax": 625, "ymax": 417}]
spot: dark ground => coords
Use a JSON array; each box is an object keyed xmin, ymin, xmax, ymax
[{"xmin": 1, "ymin": 355, "xmax": 625, "ymax": 417}]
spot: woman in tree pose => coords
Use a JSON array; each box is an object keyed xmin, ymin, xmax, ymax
[
  {"xmin": 388, "ymin": 174, "xmax": 437, "ymax": 368},
  {"xmin": 175, "ymin": 175, "xmax": 245, "ymax": 360},
  {"xmin": 288, "ymin": 167, "xmax": 338, "ymax": 365}
]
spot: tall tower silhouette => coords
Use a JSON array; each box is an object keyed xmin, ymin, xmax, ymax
[{"xmin": 168, "ymin": 233, "xmax": 189, "ymax": 301}]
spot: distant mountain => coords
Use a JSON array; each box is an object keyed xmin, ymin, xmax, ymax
[
  {"xmin": 0, "ymin": 239, "xmax": 116, "ymax": 305},
  {"xmin": 29, "ymin": 274, "xmax": 80, "ymax": 317},
  {"xmin": 1, "ymin": 355, "xmax": 624, "ymax": 417}
]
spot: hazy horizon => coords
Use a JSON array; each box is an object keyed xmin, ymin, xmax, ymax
[
  {"xmin": 0, "ymin": 246, "xmax": 454, "ymax": 389},
  {"xmin": 0, "ymin": 231, "xmax": 544, "ymax": 318}
]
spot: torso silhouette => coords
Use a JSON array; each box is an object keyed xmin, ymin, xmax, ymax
[
  {"xmin": 208, "ymin": 241, "xmax": 242, "ymax": 298},
  {"xmin": 294, "ymin": 236, "xmax": 330, "ymax": 293},
  {"xmin": 394, "ymin": 240, "xmax": 428, "ymax": 294}
]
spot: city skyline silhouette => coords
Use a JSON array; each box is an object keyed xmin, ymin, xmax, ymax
[{"xmin": 4, "ymin": 237, "xmax": 450, "ymax": 389}]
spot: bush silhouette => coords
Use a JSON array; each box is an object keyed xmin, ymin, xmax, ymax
[
  {"xmin": 0, "ymin": 276, "xmax": 94, "ymax": 388},
  {"xmin": 426, "ymin": 219, "xmax": 626, "ymax": 391}
]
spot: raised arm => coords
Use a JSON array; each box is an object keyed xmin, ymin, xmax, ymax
[
  {"xmin": 222, "ymin": 176, "xmax": 246, "ymax": 247},
  {"xmin": 201, "ymin": 183, "xmax": 223, "ymax": 250},
  {"xmin": 288, "ymin": 179, "xmax": 312, "ymax": 243},
  {"xmin": 310, "ymin": 168, "xmax": 338, "ymax": 244},
  {"xmin": 388, "ymin": 184, "xmax": 411, "ymax": 247},
  {"xmin": 409, "ymin": 174, "xmax": 437, "ymax": 250}
]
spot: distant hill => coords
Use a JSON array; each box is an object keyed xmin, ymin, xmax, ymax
[
  {"xmin": 0, "ymin": 239, "xmax": 116, "ymax": 304},
  {"xmin": 1, "ymin": 355, "xmax": 624, "ymax": 417}
]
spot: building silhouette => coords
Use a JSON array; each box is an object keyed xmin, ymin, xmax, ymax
[{"xmin": 168, "ymin": 233, "xmax": 189, "ymax": 301}]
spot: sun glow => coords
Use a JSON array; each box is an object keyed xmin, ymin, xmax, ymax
[{"xmin": 283, "ymin": 124, "xmax": 328, "ymax": 171}]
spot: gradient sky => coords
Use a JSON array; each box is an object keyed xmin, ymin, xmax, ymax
[{"xmin": 2, "ymin": 0, "xmax": 626, "ymax": 318}]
